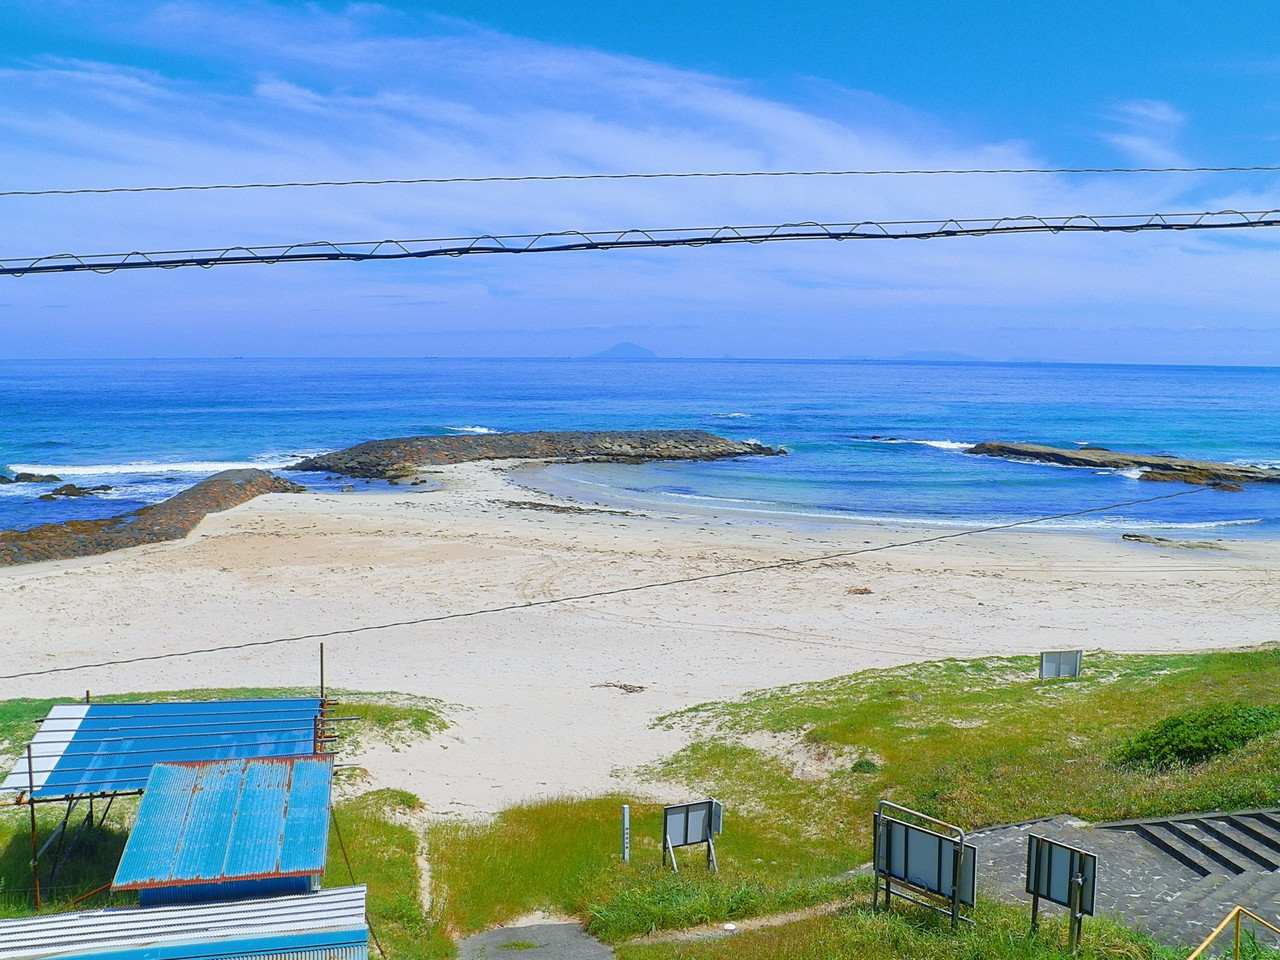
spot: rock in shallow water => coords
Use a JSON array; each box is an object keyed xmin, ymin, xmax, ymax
[{"xmin": 288, "ymin": 429, "xmax": 785, "ymax": 479}]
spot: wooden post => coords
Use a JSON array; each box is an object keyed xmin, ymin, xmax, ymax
[{"xmin": 26, "ymin": 746, "xmax": 40, "ymax": 911}]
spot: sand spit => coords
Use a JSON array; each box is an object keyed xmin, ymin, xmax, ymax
[
  {"xmin": 0, "ymin": 468, "xmax": 304, "ymax": 566},
  {"xmin": 0, "ymin": 460, "xmax": 1277, "ymax": 816}
]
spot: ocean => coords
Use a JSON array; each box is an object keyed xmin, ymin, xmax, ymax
[{"xmin": 1, "ymin": 357, "xmax": 1277, "ymax": 538}]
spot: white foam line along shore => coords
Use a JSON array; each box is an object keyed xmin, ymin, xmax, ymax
[{"xmin": 0, "ymin": 460, "xmax": 1276, "ymax": 816}]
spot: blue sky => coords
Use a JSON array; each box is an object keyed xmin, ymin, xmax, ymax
[{"xmin": 6, "ymin": 1, "xmax": 1280, "ymax": 362}]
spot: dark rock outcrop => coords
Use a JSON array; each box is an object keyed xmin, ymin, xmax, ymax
[
  {"xmin": 13, "ymin": 473, "xmax": 61, "ymax": 483},
  {"xmin": 289, "ymin": 429, "xmax": 784, "ymax": 479},
  {"xmin": 965, "ymin": 442, "xmax": 1280, "ymax": 489},
  {"xmin": 39, "ymin": 483, "xmax": 104, "ymax": 499},
  {"xmin": 0, "ymin": 468, "xmax": 304, "ymax": 566}
]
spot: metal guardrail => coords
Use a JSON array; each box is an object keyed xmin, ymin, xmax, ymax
[{"xmin": 1186, "ymin": 906, "xmax": 1280, "ymax": 960}]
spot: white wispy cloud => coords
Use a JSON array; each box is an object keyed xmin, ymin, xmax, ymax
[{"xmin": 1, "ymin": 2, "xmax": 1278, "ymax": 361}]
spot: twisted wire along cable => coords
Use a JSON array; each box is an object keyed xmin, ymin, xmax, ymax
[{"xmin": 5, "ymin": 208, "xmax": 1280, "ymax": 276}]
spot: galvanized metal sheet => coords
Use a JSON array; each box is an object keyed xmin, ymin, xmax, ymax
[
  {"xmin": 0, "ymin": 884, "xmax": 367, "ymax": 960},
  {"xmin": 1, "ymin": 698, "xmax": 323, "ymax": 799},
  {"xmin": 113, "ymin": 756, "xmax": 332, "ymax": 891}
]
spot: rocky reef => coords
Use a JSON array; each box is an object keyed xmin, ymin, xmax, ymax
[
  {"xmin": 965, "ymin": 441, "xmax": 1279, "ymax": 490},
  {"xmin": 288, "ymin": 429, "xmax": 783, "ymax": 479},
  {"xmin": 0, "ymin": 468, "xmax": 304, "ymax": 566}
]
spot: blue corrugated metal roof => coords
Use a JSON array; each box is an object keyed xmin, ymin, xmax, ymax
[
  {"xmin": 112, "ymin": 756, "xmax": 332, "ymax": 893},
  {"xmin": 1, "ymin": 698, "xmax": 324, "ymax": 799},
  {"xmin": 0, "ymin": 885, "xmax": 367, "ymax": 960}
]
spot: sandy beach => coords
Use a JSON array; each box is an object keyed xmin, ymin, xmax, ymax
[{"xmin": 1, "ymin": 460, "xmax": 1276, "ymax": 817}]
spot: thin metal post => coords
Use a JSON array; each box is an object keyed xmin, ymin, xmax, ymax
[
  {"xmin": 621, "ymin": 804, "xmax": 630, "ymax": 864},
  {"xmin": 26, "ymin": 746, "xmax": 40, "ymax": 911},
  {"xmin": 950, "ymin": 835, "xmax": 962, "ymax": 928},
  {"xmin": 319, "ymin": 642, "xmax": 326, "ymax": 700},
  {"xmin": 1068, "ymin": 871, "xmax": 1083, "ymax": 955},
  {"xmin": 1234, "ymin": 911, "xmax": 1241, "ymax": 959}
]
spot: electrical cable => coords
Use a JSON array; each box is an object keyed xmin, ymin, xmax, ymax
[
  {"xmin": 0, "ymin": 485, "xmax": 1209, "ymax": 682},
  {"xmin": 4, "ymin": 165, "xmax": 1280, "ymax": 198}
]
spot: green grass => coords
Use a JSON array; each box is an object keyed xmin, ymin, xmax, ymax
[
  {"xmin": 424, "ymin": 649, "xmax": 1280, "ymax": 952},
  {"xmin": 426, "ymin": 794, "xmax": 852, "ymax": 943},
  {"xmin": 7, "ymin": 652, "xmax": 1280, "ymax": 958},
  {"xmin": 653, "ymin": 649, "xmax": 1280, "ymax": 847},
  {"xmin": 326, "ymin": 788, "xmax": 451, "ymax": 959},
  {"xmin": 613, "ymin": 878, "xmax": 1193, "ymax": 960}
]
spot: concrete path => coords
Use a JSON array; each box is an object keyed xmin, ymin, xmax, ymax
[{"xmin": 457, "ymin": 913, "xmax": 613, "ymax": 959}]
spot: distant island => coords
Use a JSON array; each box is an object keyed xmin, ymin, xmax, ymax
[{"xmin": 586, "ymin": 342, "xmax": 657, "ymax": 359}]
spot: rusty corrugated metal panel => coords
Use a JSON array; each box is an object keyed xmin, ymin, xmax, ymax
[
  {"xmin": 0, "ymin": 885, "xmax": 367, "ymax": 960},
  {"xmin": 1, "ymin": 698, "xmax": 324, "ymax": 800},
  {"xmin": 113, "ymin": 755, "xmax": 332, "ymax": 892}
]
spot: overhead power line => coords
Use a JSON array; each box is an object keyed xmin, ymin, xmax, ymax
[
  {"xmin": 4, "ymin": 164, "xmax": 1280, "ymax": 198},
  {"xmin": 4, "ymin": 208, "xmax": 1280, "ymax": 277},
  {"xmin": 0, "ymin": 486, "xmax": 1208, "ymax": 682}
]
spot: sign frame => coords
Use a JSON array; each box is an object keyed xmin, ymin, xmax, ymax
[
  {"xmin": 662, "ymin": 798, "xmax": 723, "ymax": 873},
  {"xmin": 1040, "ymin": 650, "xmax": 1083, "ymax": 679},
  {"xmin": 872, "ymin": 801, "xmax": 976, "ymax": 927},
  {"xmin": 1026, "ymin": 834, "xmax": 1097, "ymax": 954}
]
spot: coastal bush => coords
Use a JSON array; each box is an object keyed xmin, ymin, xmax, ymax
[{"xmin": 1112, "ymin": 702, "xmax": 1280, "ymax": 771}]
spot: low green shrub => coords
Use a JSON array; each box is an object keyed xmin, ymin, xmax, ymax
[{"xmin": 1112, "ymin": 702, "xmax": 1280, "ymax": 771}]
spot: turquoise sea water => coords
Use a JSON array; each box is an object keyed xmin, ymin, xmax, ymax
[{"xmin": 0, "ymin": 358, "xmax": 1277, "ymax": 537}]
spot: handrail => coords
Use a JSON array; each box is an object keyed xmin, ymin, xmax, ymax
[{"xmin": 1186, "ymin": 906, "xmax": 1280, "ymax": 960}]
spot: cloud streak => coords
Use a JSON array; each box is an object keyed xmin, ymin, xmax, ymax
[{"xmin": 2, "ymin": 2, "xmax": 1279, "ymax": 362}]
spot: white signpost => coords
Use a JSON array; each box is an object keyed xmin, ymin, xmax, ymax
[{"xmin": 662, "ymin": 798, "xmax": 723, "ymax": 873}]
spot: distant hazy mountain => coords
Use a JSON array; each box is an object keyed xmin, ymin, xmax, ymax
[
  {"xmin": 890, "ymin": 350, "xmax": 984, "ymax": 362},
  {"xmin": 587, "ymin": 341, "xmax": 658, "ymax": 359}
]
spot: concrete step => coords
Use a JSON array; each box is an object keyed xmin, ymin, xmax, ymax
[{"xmin": 1194, "ymin": 816, "xmax": 1280, "ymax": 871}]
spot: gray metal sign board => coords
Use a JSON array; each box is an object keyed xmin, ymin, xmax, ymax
[
  {"xmin": 664, "ymin": 799, "xmax": 723, "ymax": 848},
  {"xmin": 1040, "ymin": 650, "xmax": 1083, "ymax": 679},
  {"xmin": 1026, "ymin": 834, "xmax": 1096, "ymax": 916},
  {"xmin": 875, "ymin": 814, "xmax": 977, "ymax": 907}
]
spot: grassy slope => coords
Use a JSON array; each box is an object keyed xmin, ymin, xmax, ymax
[
  {"xmin": 6, "ymin": 651, "xmax": 1280, "ymax": 957},
  {"xmin": 427, "ymin": 649, "xmax": 1280, "ymax": 952}
]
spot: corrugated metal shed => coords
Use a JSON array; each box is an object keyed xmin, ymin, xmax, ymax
[
  {"xmin": 112, "ymin": 756, "xmax": 332, "ymax": 904},
  {"xmin": 1, "ymin": 699, "xmax": 324, "ymax": 799},
  {"xmin": 0, "ymin": 884, "xmax": 367, "ymax": 960}
]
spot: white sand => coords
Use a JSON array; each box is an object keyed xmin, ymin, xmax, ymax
[{"xmin": 0, "ymin": 461, "xmax": 1276, "ymax": 816}]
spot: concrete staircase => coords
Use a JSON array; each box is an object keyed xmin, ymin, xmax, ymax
[{"xmin": 1098, "ymin": 810, "xmax": 1280, "ymax": 878}]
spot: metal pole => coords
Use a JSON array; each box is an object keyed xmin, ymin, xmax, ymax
[
  {"xmin": 1235, "ymin": 911, "xmax": 1241, "ymax": 959},
  {"xmin": 319, "ymin": 642, "xmax": 326, "ymax": 700},
  {"xmin": 950, "ymin": 837, "xmax": 962, "ymax": 928},
  {"xmin": 621, "ymin": 804, "xmax": 630, "ymax": 864},
  {"xmin": 26, "ymin": 746, "xmax": 40, "ymax": 911},
  {"xmin": 1068, "ymin": 871, "xmax": 1082, "ymax": 955}
]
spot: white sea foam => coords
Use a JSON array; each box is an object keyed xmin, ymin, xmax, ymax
[
  {"xmin": 709, "ymin": 412, "xmax": 751, "ymax": 419},
  {"xmin": 9, "ymin": 459, "xmax": 296, "ymax": 477},
  {"xmin": 1116, "ymin": 467, "xmax": 1149, "ymax": 480},
  {"xmin": 854, "ymin": 438, "xmax": 974, "ymax": 452},
  {"xmin": 445, "ymin": 425, "xmax": 499, "ymax": 434}
]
